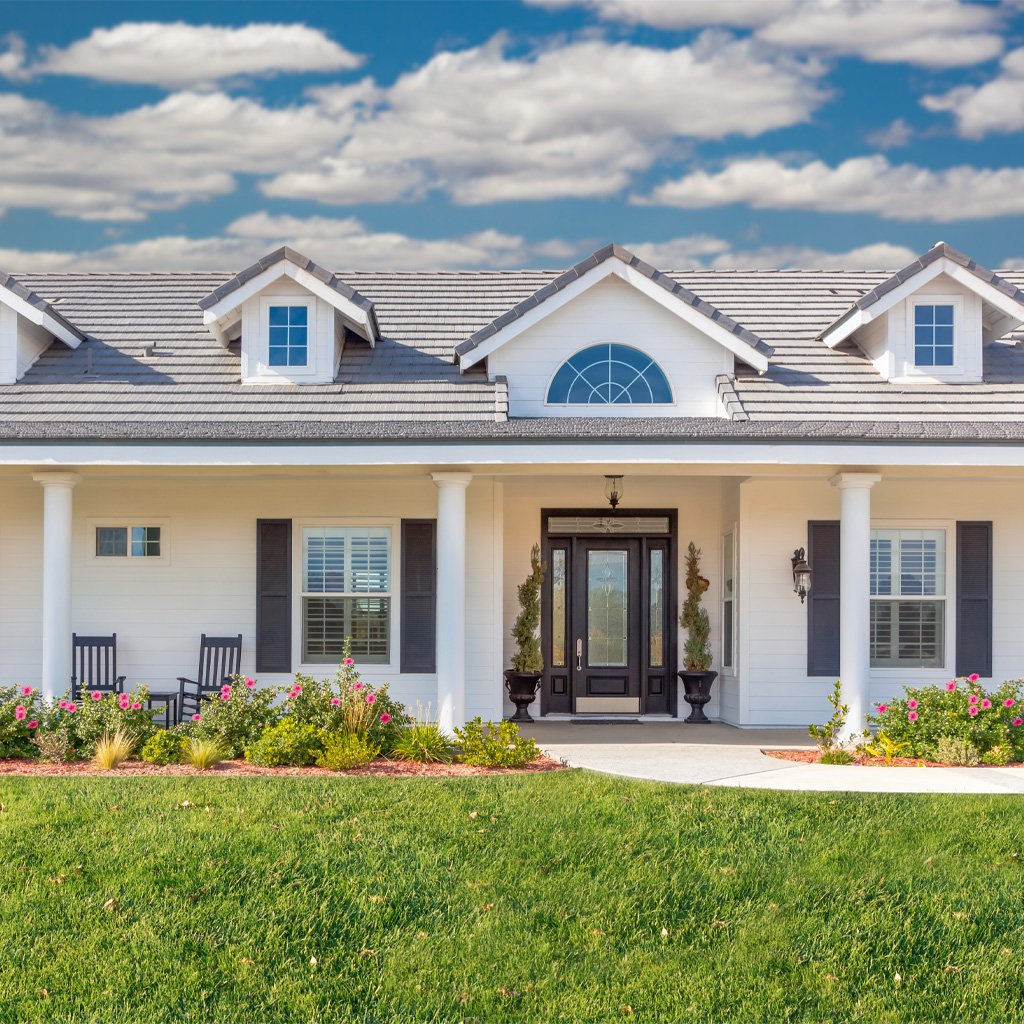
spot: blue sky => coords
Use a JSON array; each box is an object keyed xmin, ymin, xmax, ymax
[{"xmin": 1, "ymin": 0, "xmax": 1023, "ymax": 271}]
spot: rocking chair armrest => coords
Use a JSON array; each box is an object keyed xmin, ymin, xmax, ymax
[{"xmin": 116, "ymin": 675, "xmax": 127, "ymax": 689}]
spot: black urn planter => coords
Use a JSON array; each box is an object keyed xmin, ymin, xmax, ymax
[
  {"xmin": 678, "ymin": 670, "xmax": 718, "ymax": 724},
  {"xmin": 504, "ymin": 670, "xmax": 542, "ymax": 723}
]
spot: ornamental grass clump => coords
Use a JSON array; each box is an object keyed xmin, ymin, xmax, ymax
[
  {"xmin": 868, "ymin": 675, "xmax": 1024, "ymax": 762},
  {"xmin": 185, "ymin": 736, "xmax": 229, "ymax": 771},
  {"xmin": 92, "ymin": 729, "xmax": 135, "ymax": 771},
  {"xmin": 390, "ymin": 704, "xmax": 454, "ymax": 764},
  {"xmin": 0, "ymin": 684, "xmax": 44, "ymax": 759},
  {"xmin": 190, "ymin": 676, "xmax": 279, "ymax": 758}
]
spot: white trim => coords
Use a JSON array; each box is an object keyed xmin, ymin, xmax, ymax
[
  {"xmin": 900, "ymin": 295, "xmax": 965, "ymax": 382},
  {"xmin": 458, "ymin": 259, "xmax": 770, "ymax": 374},
  {"xmin": 0, "ymin": 287, "xmax": 82, "ymax": 350},
  {"xmin": 202, "ymin": 261, "xmax": 376, "ymax": 347},
  {"xmin": 87, "ymin": 517, "xmax": 170, "ymax": 565}
]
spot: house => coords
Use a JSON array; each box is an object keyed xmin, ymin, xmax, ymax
[{"xmin": 3, "ymin": 241, "xmax": 1024, "ymax": 734}]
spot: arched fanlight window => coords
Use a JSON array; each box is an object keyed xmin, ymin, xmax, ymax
[{"xmin": 546, "ymin": 343, "xmax": 673, "ymax": 405}]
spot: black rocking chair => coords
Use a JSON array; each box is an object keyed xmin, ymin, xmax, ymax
[
  {"xmin": 71, "ymin": 633, "xmax": 126, "ymax": 701},
  {"xmin": 177, "ymin": 634, "xmax": 243, "ymax": 722}
]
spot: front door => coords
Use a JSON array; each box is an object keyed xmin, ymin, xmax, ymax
[{"xmin": 542, "ymin": 510, "xmax": 675, "ymax": 716}]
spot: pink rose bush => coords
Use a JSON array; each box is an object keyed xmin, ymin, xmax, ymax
[{"xmin": 867, "ymin": 676, "xmax": 1024, "ymax": 764}]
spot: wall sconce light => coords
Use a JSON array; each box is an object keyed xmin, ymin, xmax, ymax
[
  {"xmin": 604, "ymin": 475, "xmax": 624, "ymax": 510},
  {"xmin": 792, "ymin": 548, "xmax": 812, "ymax": 603}
]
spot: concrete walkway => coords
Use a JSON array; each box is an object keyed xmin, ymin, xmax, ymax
[{"xmin": 522, "ymin": 721, "xmax": 1024, "ymax": 794}]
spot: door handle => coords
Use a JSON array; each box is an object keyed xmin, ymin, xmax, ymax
[{"xmin": 576, "ymin": 638, "xmax": 583, "ymax": 671}]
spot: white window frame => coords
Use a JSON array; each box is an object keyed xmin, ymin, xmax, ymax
[
  {"xmin": 88, "ymin": 517, "xmax": 169, "ymax": 564},
  {"xmin": 258, "ymin": 295, "xmax": 318, "ymax": 380},
  {"xmin": 543, "ymin": 343, "xmax": 676, "ymax": 409},
  {"xmin": 869, "ymin": 519, "xmax": 954, "ymax": 677},
  {"xmin": 903, "ymin": 295, "xmax": 964, "ymax": 380},
  {"xmin": 722, "ymin": 529, "xmax": 735, "ymax": 673},
  {"xmin": 292, "ymin": 518, "xmax": 401, "ymax": 673}
]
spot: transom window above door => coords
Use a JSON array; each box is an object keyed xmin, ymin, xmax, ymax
[{"xmin": 546, "ymin": 344, "xmax": 673, "ymax": 405}]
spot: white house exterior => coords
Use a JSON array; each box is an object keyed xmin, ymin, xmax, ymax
[{"xmin": 3, "ymin": 242, "xmax": 1024, "ymax": 733}]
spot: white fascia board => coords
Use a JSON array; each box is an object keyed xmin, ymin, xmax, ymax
[
  {"xmin": 202, "ymin": 262, "xmax": 375, "ymax": 346},
  {"xmin": 0, "ymin": 289, "xmax": 82, "ymax": 349},
  {"xmin": 944, "ymin": 263, "xmax": 1024, "ymax": 328},
  {"xmin": 8, "ymin": 439, "xmax": 1024, "ymax": 469},
  {"xmin": 458, "ymin": 259, "xmax": 769, "ymax": 374}
]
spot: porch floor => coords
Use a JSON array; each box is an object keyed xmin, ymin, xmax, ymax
[{"xmin": 522, "ymin": 721, "xmax": 1024, "ymax": 794}]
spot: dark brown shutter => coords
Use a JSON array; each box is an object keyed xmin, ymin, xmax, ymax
[
  {"xmin": 807, "ymin": 521, "xmax": 840, "ymax": 677},
  {"xmin": 401, "ymin": 519, "xmax": 436, "ymax": 673},
  {"xmin": 256, "ymin": 519, "xmax": 291, "ymax": 673},
  {"xmin": 956, "ymin": 521, "xmax": 992, "ymax": 678}
]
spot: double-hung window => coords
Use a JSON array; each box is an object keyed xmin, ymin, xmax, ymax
[
  {"xmin": 301, "ymin": 526, "xmax": 392, "ymax": 665},
  {"xmin": 870, "ymin": 529, "xmax": 945, "ymax": 668}
]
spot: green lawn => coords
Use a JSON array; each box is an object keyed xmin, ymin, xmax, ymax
[{"xmin": 0, "ymin": 771, "xmax": 1022, "ymax": 1024}]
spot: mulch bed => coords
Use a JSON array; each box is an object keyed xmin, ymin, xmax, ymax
[
  {"xmin": 764, "ymin": 749, "xmax": 1024, "ymax": 768},
  {"xmin": 0, "ymin": 756, "xmax": 567, "ymax": 778}
]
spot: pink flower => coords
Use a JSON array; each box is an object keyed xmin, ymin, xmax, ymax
[
  {"xmin": 907, "ymin": 699, "xmax": 918, "ymax": 710},
  {"xmin": 379, "ymin": 712, "xmax": 391, "ymax": 724},
  {"xmin": 344, "ymin": 658, "xmax": 354, "ymax": 666},
  {"xmin": 365, "ymin": 693, "xmax": 376, "ymax": 705},
  {"xmin": 27, "ymin": 721, "xmax": 37, "ymax": 730},
  {"xmin": 1004, "ymin": 699, "xmax": 1015, "ymax": 708},
  {"xmin": 66, "ymin": 702, "xmax": 76, "ymax": 714},
  {"xmin": 1014, "ymin": 718, "xmax": 1023, "ymax": 727},
  {"xmin": 191, "ymin": 713, "xmax": 202, "ymax": 722},
  {"xmin": 969, "ymin": 673, "xmax": 980, "ymax": 683},
  {"xmin": 244, "ymin": 678, "xmax": 256, "ymax": 688},
  {"xmin": 221, "ymin": 684, "xmax": 232, "ymax": 695},
  {"xmin": 876, "ymin": 704, "xmax": 888, "ymax": 714},
  {"xmin": 20, "ymin": 686, "xmax": 32, "ymax": 696},
  {"xmin": 292, "ymin": 683, "xmax": 302, "ymax": 694},
  {"xmin": 14, "ymin": 706, "xmax": 26, "ymax": 721},
  {"xmin": 969, "ymin": 706, "xmax": 979, "ymax": 717},
  {"xmin": 353, "ymin": 682, "xmax": 364, "ymax": 691},
  {"xmin": 981, "ymin": 699, "xmax": 992, "ymax": 710},
  {"xmin": 946, "ymin": 681, "xmax": 957, "ymax": 692},
  {"xmin": 908, "ymin": 711, "xmax": 918, "ymax": 722},
  {"xmin": 969, "ymin": 694, "xmax": 979, "ymax": 705},
  {"xmin": 91, "ymin": 691, "xmax": 102, "ymax": 701},
  {"xmin": 220, "ymin": 692, "xmax": 231, "ymax": 701},
  {"xmin": 131, "ymin": 702, "xmax": 142, "ymax": 710},
  {"xmin": 330, "ymin": 697, "xmax": 341, "ymax": 706},
  {"xmin": 118, "ymin": 697, "xmax": 130, "ymax": 709},
  {"xmin": 58, "ymin": 700, "xmax": 68, "ymax": 710}
]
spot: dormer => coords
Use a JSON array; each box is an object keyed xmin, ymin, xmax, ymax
[
  {"xmin": 0, "ymin": 273, "xmax": 85, "ymax": 384},
  {"xmin": 820, "ymin": 243, "xmax": 1024, "ymax": 385},
  {"xmin": 198, "ymin": 247, "xmax": 378, "ymax": 385},
  {"xmin": 455, "ymin": 244, "xmax": 772, "ymax": 418}
]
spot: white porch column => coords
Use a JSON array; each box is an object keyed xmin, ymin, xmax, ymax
[
  {"xmin": 33, "ymin": 472, "xmax": 79, "ymax": 700},
  {"xmin": 432, "ymin": 472, "xmax": 472, "ymax": 733},
  {"xmin": 831, "ymin": 472, "xmax": 881, "ymax": 739}
]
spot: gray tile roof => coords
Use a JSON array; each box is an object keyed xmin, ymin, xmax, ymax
[
  {"xmin": 0, "ymin": 272, "xmax": 86, "ymax": 343},
  {"xmin": 455, "ymin": 243, "xmax": 774, "ymax": 363},
  {"xmin": 1, "ymin": 263, "xmax": 1024, "ymax": 441}
]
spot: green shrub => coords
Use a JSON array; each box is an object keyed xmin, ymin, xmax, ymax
[
  {"xmin": 981, "ymin": 744, "xmax": 1015, "ymax": 766},
  {"xmin": 390, "ymin": 706, "xmax": 453, "ymax": 763},
  {"xmin": 454, "ymin": 717, "xmax": 539, "ymax": 769},
  {"xmin": 190, "ymin": 676, "xmax": 281, "ymax": 758},
  {"xmin": 860, "ymin": 731, "xmax": 911, "ymax": 765},
  {"xmin": 315, "ymin": 732, "xmax": 380, "ymax": 770},
  {"xmin": 63, "ymin": 686, "xmax": 156, "ymax": 759},
  {"xmin": 185, "ymin": 737, "xmax": 229, "ymax": 771},
  {"xmin": 141, "ymin": 729, "xmax": 188, "ymax": 765},
  {"xmin": 245, "ymin": 719, "xmax": 324, "ymax": 767},
  {"xmin": 819, "ymin": 748, "xmax": 854, "ymax": 765},
  {"xmin": 32, "ymin": 723, "xmax": 79, "ymax": 763},
  {"xmin": 809, "ymin": 681, "xmax": 850, "ymax": 751},
  {"xmin": 0, "ymin": 684, "xmax": 45, "ymax": 759},
  {"xmin": 931, "ymin": 736, "xmax": 980, "ymax": 766},
  {"xmin": 868, "ymin": 677, "xmax": 1024, "ymax": 760}
]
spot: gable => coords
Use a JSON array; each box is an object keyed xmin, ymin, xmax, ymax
[{"xmin": 0, "ymin": 273, "xmax": 85, "ymax": 385}]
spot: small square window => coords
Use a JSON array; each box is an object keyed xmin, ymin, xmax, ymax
[
  {"xmin": 131, "ymin": 526, "xmax": 161, "ymax": 557},
  {"xmin": 96, "ymin": 527, "xmax": 127, "ymax": 557}
]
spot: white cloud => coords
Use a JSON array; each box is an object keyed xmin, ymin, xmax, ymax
[
  {"xmin": 923, "ymin": 47, "xmax": 1024, "ymax": 137},
  {"xmin": 21, "ymin": 22, "xmax": 362, "ymax": 88},
  {"xmin": 530, "ymin": 0, "xmax": 1005, "ymax": 67},
  {"xmin": 866, "ymin": 117, "xmax": 914, "ymax": 149},
  {"xmin": 264, "ymin": 33, "xmax": 827, "ymax": 206},
  {"xmin": 0, "ymin": 33, "xmax": 27, "ymax": 81},
  {"xmin": 640, "ymin": 155, "xmax": 1024, "ymax": 221}
]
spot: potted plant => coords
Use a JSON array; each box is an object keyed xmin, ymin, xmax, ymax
[
  {"xmin": 678, "ymin": 541, "xmax": 717, "ymax": 723},
  {"xmin": 504, "ymin": 543, "xmax": 545, "ymax": 722}
]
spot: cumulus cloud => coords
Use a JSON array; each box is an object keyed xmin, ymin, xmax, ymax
[
  {"xmin": 866, "ymin": 117, "xmax": 914, "ymax": 149},
  {"xmin": 530, "ymin": 0, "xmax": 1004, "ymax": 67},
  {"xmin": 0, "ymin": 34, "xmax": 27, "ymax": 81},
  {"xmin": 923, "ymin": 47, "xmax": 1024, "ymax": 137},
  {"xmin": 640, "ymin": 155, "xmax": 1024, "ymax": 221},
  {"xmin": 17, "ymin": 21, "xmax": 363, "ymax": 88}
]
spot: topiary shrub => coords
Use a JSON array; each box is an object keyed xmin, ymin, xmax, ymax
[
  {"xmin": 315, "ymin": 732, "xmax": 380, "ymax": 771},
  {"xmin": 245, "ymin": 719, "xmax": 324, "ymax": 767},
  {"xmin": 510, "ymin": 545, "xmax": 545, "ymax": 673},
  {"xmin": 454, "ymin": 717, "xmax": 539, "ymax": 769},
  {"xmin": 680, "ymin": 542, "xmax": 712, "ymax": 671}
]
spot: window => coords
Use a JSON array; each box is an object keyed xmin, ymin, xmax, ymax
[
  {"xmin": 268, "ymin": 304, "xmax": 309, "ymax": 367},
  {"xmin": 95, "ymin": 525, "xmax": 161, "ymax": 558},
  {"xmin": 546, "ymin": 343, "xmax": 672, "ymax": 405},
  {"xmin": 870, "ymin": 529, "xmax": 945, "ymax": 668},
  {"xmin": 914, "ymin": 304, "xmax": 954, "ymax": 367},
  {"xmin": 302, "ymin": 526, "xmax": 391, "ymax": 665},
  {"xmin": 722, "ymin": 533, "xmax": 734, "ymax": 669}
]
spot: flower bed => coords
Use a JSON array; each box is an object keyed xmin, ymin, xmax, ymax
[{"xmin": 764, "ymin": 748, "xmax": 1024, "ymax": 768}]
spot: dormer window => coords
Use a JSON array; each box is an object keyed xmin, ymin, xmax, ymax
[
  {"xmin": 268, "ymin": 303, "xmax": 310, "ymax": 367},
  {"xmin": 914, "ymin": 304, "xmax": 955, "ymax": 367},
  {"xmin": 547, "ymin": 344, "xmax": 673, "ymax": 405}
]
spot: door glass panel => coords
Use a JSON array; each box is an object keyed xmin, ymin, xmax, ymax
[
  {"xmin": 649, "ymin": 549, "xmax": 664, "ymax": 667},
  {"xmin": 587, "ymin": 550, "xmax": 628, "ymax": 667},
  {"xmin": 551, "ymin": 548, "xmax": 567, "ymax": 668}
]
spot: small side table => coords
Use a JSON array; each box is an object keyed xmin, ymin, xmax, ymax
[{"xmin": 147, "ymin": 692, "xmax": 179, "ymax": 729}]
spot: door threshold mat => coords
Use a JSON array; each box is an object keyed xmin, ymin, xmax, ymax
[{"xmin": 569, "ymin": 717, "xmax": 641, "ymax": 725}]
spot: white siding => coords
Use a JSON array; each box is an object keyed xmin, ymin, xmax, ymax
[
  {"xmin": 488, "ymin": 276, "xmax": 733, "ymax": 418},
  {"xmin": 0, "ymin": 304, "xmax": 53, "ymax": 384}
]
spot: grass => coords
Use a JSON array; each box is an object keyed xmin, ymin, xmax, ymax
[{"xmin": 0, "ymin": 771, "xmax": 1022, "ymax": 1023}]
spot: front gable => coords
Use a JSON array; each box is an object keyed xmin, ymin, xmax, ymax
[{"xmin": 0, "ymin": 273, "xmax": 85, "ymax": 385}]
